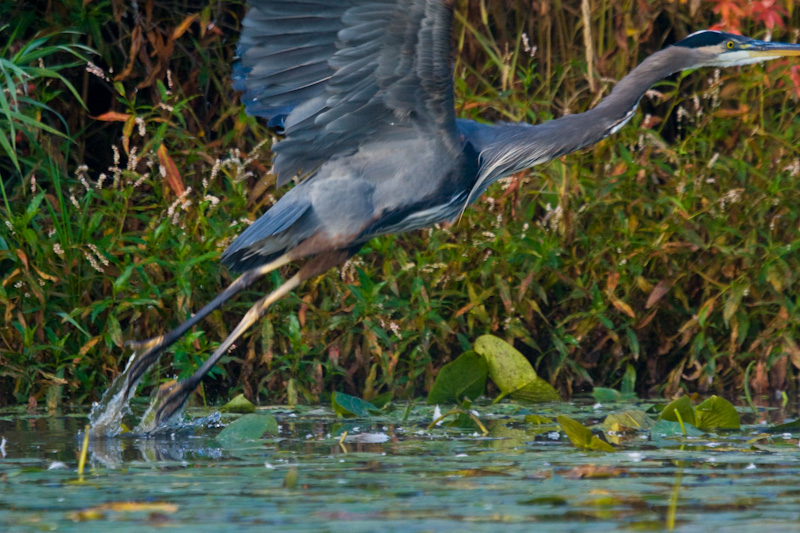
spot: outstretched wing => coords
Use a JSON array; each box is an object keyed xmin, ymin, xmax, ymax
[{"xmin": 235, "ymin": 0, "xmax": 458, "ymax": 186}]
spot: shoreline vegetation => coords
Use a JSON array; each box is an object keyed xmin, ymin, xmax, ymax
[{"xmin": 1, "ymin": 0, "xmax": 799, "ymax": 409}]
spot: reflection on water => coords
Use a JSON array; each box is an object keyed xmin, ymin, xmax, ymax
[{"xmin": 1, "ymin": 401, "xmax": 799, "ymax": 531}]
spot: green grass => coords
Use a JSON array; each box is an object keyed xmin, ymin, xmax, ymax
[{"xmin": 1, "ymin": 0, "xmax": 799, "ymax": 408}]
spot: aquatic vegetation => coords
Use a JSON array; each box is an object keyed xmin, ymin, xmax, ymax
[
  {"xmin": 1, "ymin": 1, "xmax": 800, "ymax": 409},
  {"xmin": 2, "ymin": 398, "xmax": 799, "ymax": 529}
]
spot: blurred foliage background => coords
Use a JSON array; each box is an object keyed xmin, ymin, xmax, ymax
[{"xmin": 1, "ymin": 0, "xmax": 799, "ymax": 409}]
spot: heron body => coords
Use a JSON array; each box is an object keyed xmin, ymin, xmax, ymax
[{"xmin": 119, "ymin": 0, "xmax": 800, "ymax": 431}]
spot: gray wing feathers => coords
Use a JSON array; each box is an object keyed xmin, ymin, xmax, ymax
[
  {"xmin": 237, "ymin": 0, "xmax": 458, "ymax": 186},
  {"xmin": 234, "ymin": 1, "xmax": 349, "ymax": 124},
  {"xmin": 220, "ymin": 192, "xmax": 312, "ymax": 270}
]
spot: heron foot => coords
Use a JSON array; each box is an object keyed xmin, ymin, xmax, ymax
[{"xmin": 148, "ymin": 379, "xmax": 197, "ymax": 431}]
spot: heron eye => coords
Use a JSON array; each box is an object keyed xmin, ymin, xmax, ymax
[{"xmin": 726, "ymin": 40, "xmax": 735, "ymax": 49}]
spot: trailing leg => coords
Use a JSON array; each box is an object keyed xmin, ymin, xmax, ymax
[
  {"xmin": 122, "ymin": 253, "xmax": 292, "ymax": 398},
  {"xmin": 147, "ymin": 250, "xmax": 352, "ymax": 429}
]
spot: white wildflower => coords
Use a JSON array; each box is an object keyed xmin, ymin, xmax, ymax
[
  {"xmin": 135, "ymin": 116, "xmax": 146, "ymax": 136},
  {"xmin": 86, "ymin": 62, "xmax": 109, "ymax": 81},
  {"xmin": 88, "ymin": 244, "xmax": 109, "ymax": 266},
  {"xmin": 84, "ymin": 249, "xmax": 104, "ymax": 273}
]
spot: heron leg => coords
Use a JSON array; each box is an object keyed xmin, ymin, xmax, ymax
[
  {"xmin": 122, "ymin": 253, "xmax": 292, "ymax": 398},
  {"xmin": 148, "ymin": 250, "xmax": 352, "ymax": 429}
]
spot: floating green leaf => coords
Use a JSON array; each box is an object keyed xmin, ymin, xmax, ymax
[
  {"xmin": 592, "ymin": 387, "xmax": 622, "ymax": 402},
  {"xmin": 216, "ymin": 414, "xmax": 278, "ymax": 446},
  {"xmin": 370, "ymin": 392, "xmax": 394, "ymax": 409},
  {"xmin": 658, "ymin": 396, "xmax": 697, "ymax": 427},
  {"xmin": 474, "ymin": 335, "xmax": 560, "ymax": 402},
  {"xmin": 220, "ymin": 394, "xmax": 256, "ymax": 414},
  {"xmin": 695, "ymin": 395, "xmax": 740, "ymax": 430},
  {"xmin": 512, "ymin": 378, "xmax": 561, "ymax": 403},
  {"xmin": 657, "ymin": 395, "xmax": 740, "ymax": 431},
  {"xmin": 765, "ymin": 418, "xmax": 800, "ymax": 433},
  {"xmin": 557, "ymin": 415, "xmax": 615, "ymax": 452},
  {"xmin": 332, "ymin": 392, "xmax": 382, "ymax": 418},
  {"xmin": 427, "ymin": 351, "xmax": 488, "ymax": 405}
]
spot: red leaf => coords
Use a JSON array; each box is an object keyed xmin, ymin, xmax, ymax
[
  {"xmin": 93, "ymin": 111, "xmax": 132, "ymax": 122},
  {"xmin": 157, "ymin": 144, "xmax": 185, "ymax": 197}
]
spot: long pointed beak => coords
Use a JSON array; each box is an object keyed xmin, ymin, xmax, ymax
[{"xmin": 743, "ymin": 40, "xmax": 800, "ymax": 60}]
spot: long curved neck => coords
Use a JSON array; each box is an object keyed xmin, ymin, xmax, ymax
[
  {"xmin": 586, "ymin": 47, "xmax": 696, "ymax": 139},
  {"xmin": 464, "ymin": 46, "xmax": 697, "ymax": 204}
]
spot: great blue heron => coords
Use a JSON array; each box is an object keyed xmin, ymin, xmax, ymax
[{"xmin": 119, "ymin": 0, "xmax": 800, "ymax": 430}]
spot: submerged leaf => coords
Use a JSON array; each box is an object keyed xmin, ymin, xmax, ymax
[
  {"xmin": 216, "ymin": 414, "xmax": 278, "ymax": 446},
  {"xmin": 427, "ymin": 351, "xmax": 488, "ymax": 405},
  {"xmin": 563, "ymin": 465, "xmax": 626, "ymax": 478},
  {"xmin": 602, "ymin": 410, "xmax": 654, "ymax": 433},
  {"xmin": 650, "ymin": 418, "xmax": 704, "ymax": 441},
  {"xmin": 283, "ymin": 467, "xmax": 299, "ymax": 489},
  {"xmin": 520, "ymin": 496, "xmax": 568, "ymax": 506},
  {"xmin": 525, "ymin": 414, "xmax": 554, "ymax": 425}
]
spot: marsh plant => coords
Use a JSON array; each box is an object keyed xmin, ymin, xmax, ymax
[{"xmin": 2, "ymin": 0, "xmax": 800, "ymax": 409}]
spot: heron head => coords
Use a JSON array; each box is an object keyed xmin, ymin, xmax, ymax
[{"xmin": 673, "ymin": 30, "xmax": 800, "ymax": 68}]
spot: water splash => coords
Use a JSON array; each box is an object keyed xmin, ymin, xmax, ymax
[
  {"xmin": 88, "ymin": 352, "xmax": 140, "ymax": 437},
  {"xmin": 134, "ymin": 387, "xmax": 186, "ymax": 435},
  {"xmin": 89, "ymin": 353, "xmax": 214, "ymax": 436}
]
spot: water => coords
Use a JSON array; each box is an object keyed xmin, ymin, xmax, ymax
[
  {"xmin": 87, "ymin": 353, "xmax": 139, "ymax": 437},
  {"xmin": 1, "ymin": 401, "xmax": 800, "ymax": 531},
  {"xmin": 88, "ymin": 351, "xmax": 186, "ymax": 436}
]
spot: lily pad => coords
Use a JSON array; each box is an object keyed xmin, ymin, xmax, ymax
[
  {"xmin": 695, "ymin": 395, "xmax": 740, "ymax": 430},
  {"xmin": 657, "ymin": 395, "xmax": 740, "ymax": 431},
  {"xmin": 512, "ymin": 378, "xmax": 561, "ymax": 402},
  {"xmin": 332, "ymin": 392, "xmax": 382, "ymax": 418},
  {"xmin": 427, "ymin": 351, "xmax": 488, "ymax": 405},
  {"xmin": 765, "ymin": 417, "xmax": 800, "ymax": 433},
  {"xmin": 557, "ymin": 415, "xmax": 615, "ymax": 452},
  {"xmin": 370, "ymin": 392, "xmax": 394, "ymax": 409},
  {"xmin": 474, "ymin": 335, "xmax": 560, "ymax": 402},
  {"xmin": 219, "ymin": 394, "xmax": 256, "ymax": 414},
  {"xmin": 216, "ymin": 414, "xmax": 278, "ymax": 446},
  {"xmin": 658, "ymin": 396, "xmax": 697, "ymax": 427},
  {"xmin": 592, "ymin": 387, "xmax": 623, "ymax": 402}
]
